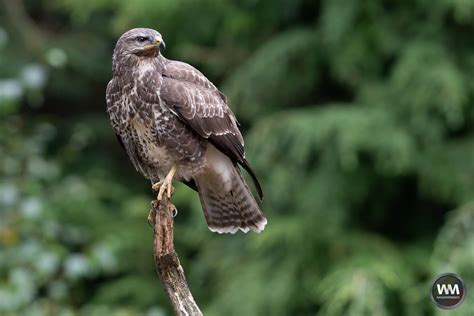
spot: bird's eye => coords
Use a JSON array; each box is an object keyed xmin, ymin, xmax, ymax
[{"xmin": 136, "ymin": 36, "xmax": 148, "ymax": 43}]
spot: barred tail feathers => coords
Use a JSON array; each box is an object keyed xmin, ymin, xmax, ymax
[{"xmin": 195, "ymin": 147, "xmax": 266, "ymax": 234}]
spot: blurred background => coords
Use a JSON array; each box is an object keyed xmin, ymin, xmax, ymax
[{"xmin": 1, "ymin": 0, "xmax": 473, "ymax": 315}]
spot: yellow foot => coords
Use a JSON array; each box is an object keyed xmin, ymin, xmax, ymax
[
  {"xmin": 152, "ymin": 180, "xmax": 163, "ymax": 193},
  {"xmin": 152, "ymin": 180, "xmax": 175, "ymax": 201},
  {"xmin": 152, "ymin": 164, "xmax": 178, "ymax": 201}
]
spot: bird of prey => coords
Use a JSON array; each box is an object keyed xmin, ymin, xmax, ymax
[{"xmin": 106, "ymin": 28, "xmax": 267, "ymax": 233}]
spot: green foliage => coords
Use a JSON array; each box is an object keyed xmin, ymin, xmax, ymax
[
  {"xmin": 223, "ymin": 28, "xmax": 321, "ymax": 121},
  {"xmin": 1, "ymin": 0, "xmax": 474, "ymax": 315},
  {"xmin": 432, "ymin": 204, "xmax": 474, "ymax": 315}
]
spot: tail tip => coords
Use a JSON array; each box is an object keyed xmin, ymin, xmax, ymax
[{"xmin": 208, "ymin": 217, "xmax": 267, "ymax": 234}]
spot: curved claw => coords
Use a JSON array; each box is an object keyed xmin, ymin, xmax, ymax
[
  {"xmin": 150, "ymin": 200, "xmax": 158, "ymax": 210},
  {"xmin": 147, "ymin": 206, "xmax": 156, "ymax": 228},
  {"xmin": 169, "ymin": 203, "xmax": 178, "ymax": 217}
]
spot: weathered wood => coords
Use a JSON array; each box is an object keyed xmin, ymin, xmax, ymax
[{"xmin": 149, "ymin": 193, "xmax": 203, "ymax": 316}]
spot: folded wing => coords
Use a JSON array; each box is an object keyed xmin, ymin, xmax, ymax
[{"xmin": 159, "ymin": 60, "xmax": 263, "ymax": 199}]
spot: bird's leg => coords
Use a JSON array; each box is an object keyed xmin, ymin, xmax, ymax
[
  {"xmin": 149, "ymin": 165, "xmax": 177, "ymax": 226},
  {"xmin": 152, "ymin": 164, "xmax": 177, "ymax": 201}
]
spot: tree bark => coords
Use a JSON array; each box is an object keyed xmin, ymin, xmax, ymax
[{"xmin": 149, "ymin": 193, "xmax": 203, "ymax": 316}]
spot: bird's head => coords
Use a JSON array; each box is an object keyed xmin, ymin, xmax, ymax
[{"xmin": 113, "ymin": 28, "xmax": 166, "ymax": 61}]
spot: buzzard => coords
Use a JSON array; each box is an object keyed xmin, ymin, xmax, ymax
[{"xmin": 106, "ymin": 28, "xmax": 267, "ymax": 233}]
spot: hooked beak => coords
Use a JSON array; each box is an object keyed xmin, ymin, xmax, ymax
[
  {"xmin": 155, "ymin": 36, "xmax": 166, "ymax": 50},
  {"xmin": 142, "ymin": 36, "xmax": 166, "ymax": 51}
]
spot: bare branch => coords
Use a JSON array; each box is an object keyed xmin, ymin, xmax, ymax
[{"xmin": 149, "ymin": 192, "xmax": 202, "ymax": 316}]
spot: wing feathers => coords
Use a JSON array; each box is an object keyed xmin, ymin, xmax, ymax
[{"xmin": 160, "ymin": 59, "xmax": 262, "ymax": 198}]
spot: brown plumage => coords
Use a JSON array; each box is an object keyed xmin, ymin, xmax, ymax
[{"xmin": 106, "ymin": 28, "xmax": 266, "ymax": 233}]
